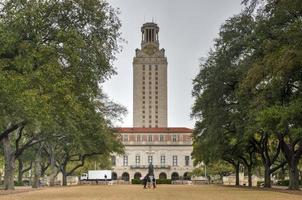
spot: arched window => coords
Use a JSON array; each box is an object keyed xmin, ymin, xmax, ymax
[
  {"xmin": 134, "ymin": 172, "xmax": 142, "ymax": 180},
  {"xmin": 122, "ymin": 172, "xmax": 130, "ymax": 181},
  {"xmin": 171, "ymin": 172, "xmax": 179, "ymax": 180},
  {"xmin": 112, "ymin": 172, "xmax": 117, "ymax": 180},
  {"xmin": 183, "ymin": 172, "xmax": 191, "ymax": 180},
  {"xmin": 159, "ymin": 172, "xmax": 167, "ymax": 180}
]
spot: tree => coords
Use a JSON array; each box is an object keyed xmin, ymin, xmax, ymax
[
  {"xmin": 192, "ymin": 0, "xmax": 302, "ymax": 190},
  {"xmin": 192, "ymin": 160, "xmax": 233, "ymax": 183},
  {"xmin": 241, "ymin": 0, "xmax": 302, "ymax": 190},
  {"xmin": 192, "ymin": 13, "xmax": 256, "ymax": 186},
  {"xmin": 0, "ymin": 0, "xmax": 124, "ymax": 190}
]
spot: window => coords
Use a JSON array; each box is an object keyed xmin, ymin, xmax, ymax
[
  {"xmin": 149, "ymin": 65, "xmax": 151, "ymax": 70},
  {"xmin": 143, "ymin": 65, "xmax": 145, "ymax": 70},
  {"xmin": 149, "ymin": 72, "xmax": 152, "ymax": 75},
  {"xmin": 143, "ymin": 101, "xmax": 145, "ymax": 104},
  {"xmin": 123, "ymin": 135, "xmax": 128, "ymax": 142},
  {"xmin": 143, "ymin": 96, "xmax": 145, "ymax": 99},
  {"xmin": 185, "ymin": 156, "xmax": 190, "ymax": 166},
  {"xmin": 155, "ymin": 101, "xmax": 158, "ymax": 104},
  {"xmin": 160, "ymin": 155, "xmax": 165, "ymax": 165},
  {"xmin": 142, "ymin": 91, "xmax": 145, "ymax": 95},
  {"xmin": 155, "ymin": 96, "xmax": 158, "ymax": 99},
  {"xmin": 148, "ymin": 156, "xmax": 153, "ymax": 164},
  {"xmin": 156, "ymin": 82, "xmax": 158, "ymax": 85},
  {"xmin": 143, "ymin": 115, "xmax": 145, "ymax": 119},
  {"xmin": 143, "ymin": 76, "xmax": 145, "ymax": 80},
  {"xmin": 123, "ymin": 155, "xmax": 128, "ymax": 166},
  {"xmin": 149, "ymin": 125, "xmax": 152, "ymax": 128},
  {"xmin": 156, "ymin": 115, "xmax": 158, "ymax": 119},
  {"xmin": 137, "ymin": 135, "xmax": 141, "ymax": 142},
  {"xmin": 142, "ymin": 110, "xmax": 145, "ymax": 114},
  {"xmin": 143, "ymin": 81, "xmax": 145, "ymax": 85},
  {"xmin": 155, "ymin": 65, "xmax": 158, "ymax": 70},
  {"xmin": 143, "ymin": 86, "xmax": 145, "ymax": 89},
  {"xmin": 155, "ymin": 125, "xmax": 158, "ymax": 128},
  {"xmin": 156, "ymin": 72, "xmax": 158, "ymax": 75},
  {"xmin": 149, "ymin": 91, "xmax": 152, "ymax": 95},
  {"xmin": 160, "ymin": 135, "xmax": 164, "ymax": 142},
  {"xmin": 172, "ymin": 135, "xmax": 177, "ymax": 142},
  {"xmin": 149, "ymin": 96, "xmax": 152, "ymax": 99},
  {"xmin": 155, "ymin": 86, "xmax": 158, "ymax": 90},
  {"xmin": 155, "ymin": 77, "xmax": 158, "ymax": 80},
  {"xmin": 155, "ymin": 120, "xmax": 158, "ymax": 123},
  {"xmin": 135, "ymin": 155, "xmax": 140, "ymax": 166},
  {"xmin": 111, "ymin": 156, "xmax": 116, "ymax": 166},
  {"xmin": 148, "ymin": 135, "xmax": 152, "ymax": 142},
  {"xmin": 155, "ymin": 91, "xmax": 158, "ymax": 95},
  {"xmin": 173, "ymin": 155, "xmax": 178, "ymax": 166},
  {"xmin": 149, "ymin": 120, "xmax": 152, "ymax": 123}
]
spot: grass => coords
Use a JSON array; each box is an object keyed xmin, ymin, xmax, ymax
[{"xmin": 0, "ymin": 185, "xmax": 301, "ymax": 200}]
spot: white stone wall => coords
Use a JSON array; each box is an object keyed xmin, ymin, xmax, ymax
[{"xmin": 112, "ymin": 145, "xmax": 193, "ymax": 180}]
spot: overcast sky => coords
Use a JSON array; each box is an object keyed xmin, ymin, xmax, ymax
[{"xmin": 103, "ymin": 0, "xmax": 244, "ymax": 128}]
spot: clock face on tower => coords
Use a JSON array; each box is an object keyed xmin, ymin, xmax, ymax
[{"xmin": 143, "ymin": 45, "xmax": 157, "ymax": 55}]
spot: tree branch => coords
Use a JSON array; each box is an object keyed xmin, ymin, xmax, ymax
[{"xmin": 0, "ymin": 121, "xmax": 27, "ymax": 141}]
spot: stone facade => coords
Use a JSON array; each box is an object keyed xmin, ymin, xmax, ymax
[
  {"xmin": 112, "ymin": 23, "xmax": 194, "ymax": 183},
  {"xmin": 112, "ymin": 128, "xmax": 193, "ymax": 181},
  {"xmin": 133, "ymin": 22, "xmax": 167, "ymax": 128}
]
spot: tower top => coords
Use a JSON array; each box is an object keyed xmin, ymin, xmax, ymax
[{"xmin": 141, "ymin": 22, "xmax": 159, "ymax": 49}]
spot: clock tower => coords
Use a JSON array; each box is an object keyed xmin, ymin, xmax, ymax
[{"xmin": 133, "ymin": 22, "xmax": 167, "ymax": 128}]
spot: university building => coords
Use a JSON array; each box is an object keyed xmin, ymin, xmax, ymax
[{"xmin": 112, "ymin": 22, "xmax": 193, "ymax": 182}]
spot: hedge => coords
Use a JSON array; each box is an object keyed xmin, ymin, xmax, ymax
[
  {"xmin": 276, "ymin": 180, "xmax": 302, "ymax": 186},
  {"xmin": 131, "ymin": 179, "xmax": 172, "ymax": 184}
]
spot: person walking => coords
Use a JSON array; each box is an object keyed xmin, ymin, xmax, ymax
[
  {"xmin": 143, "ymin": 174, "xmax": 148, "ymax": 189},
  {"xmin": 152, "ymin": 176, "xmax": 156, "ymax": 189}
]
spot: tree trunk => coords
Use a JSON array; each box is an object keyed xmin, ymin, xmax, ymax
[
  {"xmin": 264, "ymin": 165, "xmax": 271, "ymax": 188},
  {"xmin": 235, "ymin": 163, "xmax": 240, "ymax": 186},
  {"xmin": 62, "ymin": 171, "xmax": 67, "ymax": 186},
  {"xmin": 247, "ymin": 166, "xmax": 252, "ymax": 187},
  {"xmin": 32, "ymin": 149, "xmax": 41, "ymax": 188},
  {"xmin": 17, "ymin": 158, "xmax": 23, "ymax": 185},
  {"xmin": 49, "ymin": 147, "xmax": 56, "ymax": 186},
  {"xmin": 288, "ymin": 160, "xmax": 300, "ymax": 190},
  {"xmin": 2, "ymin": 135, "xmax": 15, "ymax": 190}
]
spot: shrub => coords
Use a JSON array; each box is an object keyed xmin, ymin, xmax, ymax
[
  {"xmin": 156, "ymin": 179, "xmax": 172, "ymax": 184},
  {"xmin": 131, "ymin": 179, "xmax": 143, "ymax": 184},
  {"xmin": 131, "ymin": 179, "xmax": 172, "ymax": 184},
  {"xmin": 277, "ymin": 180, "xmax": 302, "ymax": 186}
]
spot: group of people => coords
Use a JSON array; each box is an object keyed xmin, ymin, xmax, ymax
[
  {"xmin": 142, "ymin": 163, "xmax": 156, "ymax": 189},
  {"xmin": 142, "ymin": 174, "xmax": 156, "ymax": 189}
]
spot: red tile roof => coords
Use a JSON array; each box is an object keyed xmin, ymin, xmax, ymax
[{"xmin": 114, "ymin": 127, "xmax": 193, "ymax": 133}]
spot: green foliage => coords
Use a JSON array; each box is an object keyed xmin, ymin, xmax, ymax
[
  {"xmin": 131, "ymin": 179, "xmax": 172, "ymax": 184},
  {"xmin": 192, "ymin": 0, "xmax": 302, "ymax": 189},
  {"xmin": 277, "ymin": 180, "xmax": 302, "ymax": 186},
  {"xmin": 156, "ymin": 179, "xmax": 172, "ymax": 184},
  {"xmin": 0, "ymin": 0, "xmax": 126, "ymax": 189},
  {"xmin": 131, "ymin": 179, "xmax": 143, "ymax": 184},
  {"xmin": 192, "ymin": 161, "xmax": 233, "ymax": 178}
]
